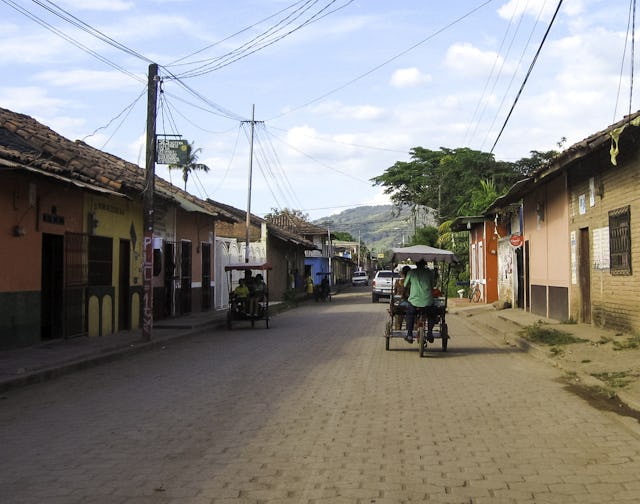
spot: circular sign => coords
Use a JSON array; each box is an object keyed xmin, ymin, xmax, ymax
[{"xmin": 509, "ymin": 234, "xmax": 524, "ymax": 247}]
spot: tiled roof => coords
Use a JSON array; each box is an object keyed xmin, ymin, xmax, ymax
[
  {"xmin": 266, "ymin": 213, "xmax": 328, "ymax": 235},
  {"xmin": 0, "ymin": 107, "xmax": 235, "ymax": 221},
  {"xmin": 207, "ymin": 198, "xmax": 318, "ymax": 249}
]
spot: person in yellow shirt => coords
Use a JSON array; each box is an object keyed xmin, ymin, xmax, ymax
[{"xmin": 233, "ymin": 278, "xmax": 249, "ymax": 312}]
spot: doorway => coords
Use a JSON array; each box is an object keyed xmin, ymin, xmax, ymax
[
  {"xmin": 118, "ymin": 239, "xmax": 130, "ymax": 331},
  {"xmin": 180, "ymin": 240, "xmax": 192, "ymax": 314},
  {"xmin": 163, "ymin": 242, "xmax": 175, "ymax": 318},
  {"xmin": 41, "ymin": 233, "xmax": 64, "ymax": 340},
  {"xmin": 579, "ymin": 228, "xmax": 591, "ymax": 323},
  {"xmin": 201, "ymin": 242, "xmax": 211, "ymax": 310},
  {"xmin": 515, "ymin": 246, "xmax": 524, "ymax": 309},
  {"xmin": 524, "ymin": 240, "xmax": 530, "ymax": 310}
]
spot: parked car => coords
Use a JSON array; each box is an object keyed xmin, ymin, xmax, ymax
[
  {"xmin": 351, "ymin": 270, "xmax": 369, "ymax": 286},
  {"xmin": 372, "ymin": 270, "xmax": 396, "ymax": 302}
]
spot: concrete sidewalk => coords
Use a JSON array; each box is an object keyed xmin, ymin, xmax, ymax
[
  {"xmin": 448, "ymin": 299, "xmax": 640, "ymax": 415},
  {"xmin": 0, "ymin": 308, "xmax": 234, "ymax": 393}
]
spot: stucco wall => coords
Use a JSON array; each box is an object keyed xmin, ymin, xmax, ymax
[{"xmin": 523, "ymin": 174, "xmax": 570, "ymax": 319}]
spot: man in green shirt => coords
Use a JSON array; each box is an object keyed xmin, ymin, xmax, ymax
[{"xmin": 403, "ymin": 259, "xmax": 437, "ymax": 343}]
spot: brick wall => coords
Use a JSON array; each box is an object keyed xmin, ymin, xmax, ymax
[{"xmin": 568, "ymin": 146, "xmax": 640, "ymax": 332}]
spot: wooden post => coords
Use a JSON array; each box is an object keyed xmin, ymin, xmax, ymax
[{"xmin": 142, "ymin": 63, "xmax": 158, "ymax": 341}]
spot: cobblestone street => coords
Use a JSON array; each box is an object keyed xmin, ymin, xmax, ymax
[{"xmin": 2, "ymin": 290, "xmax": 640, "ymax": 503}]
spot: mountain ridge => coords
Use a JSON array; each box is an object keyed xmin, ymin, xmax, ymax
[{"xmin": 313, "ymin": 204, "xmax": 436, "ymax": 253}]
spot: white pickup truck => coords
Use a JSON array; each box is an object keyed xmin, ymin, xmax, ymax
[
  {"xmin": 351, "ymin": 270, "xmax": 369, "ymax": 286},
  {"xmin": 371, "ymin": 270, "xmax": 396, "ymax": 302}
]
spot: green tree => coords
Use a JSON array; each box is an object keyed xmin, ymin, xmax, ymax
[
  {"xmin": 410, "ymin": 226, "xmax": 439, "ymax": 246},
  {"xmin": 371, "ymin": 147, "xmax": 521, "ymax": 224},
  {"xmin": 457, "ymin": 179, "xmax": 500, "ymax": 216},
  {"xmin": 263, "ymin": 207, "xmax": 310, "ymax": 221},
  {"xmin": 168, "ymin": 142, "xmax": 209, "ymax": 191}
]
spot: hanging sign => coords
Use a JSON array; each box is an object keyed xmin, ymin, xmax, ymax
[
  {"xmin": 156, "ymin": 138, "xmax": 190, "ymax": 165},
  {"xmin": 509, "ymin": 233, "xmax": 524, "ymax": 248}
]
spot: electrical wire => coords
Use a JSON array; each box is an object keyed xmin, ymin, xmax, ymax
[
  {"xmin": 1, "ymin": 0, "xmax": 145, "ymax": 83},
  {"xmin": 480, "ymin": 0, "xmax": 549, "ymax": 150},
  {"xmin": 173, "ymin": 0, "xmax": 354, "ymax": 79},
  {"xmin": 490, "ymin": 0, "xmax": 564, "ymax": 153},
  {"xmin": 267, "ymin": 125, "xmax": 407, "ymax": 154},
  {"xmin": 167, "ymin": 0, "xmax": 310, "ymax": 66},
  {"xmin": 81, "ymin": 85, "xmax": 147, "ymax": 143},
  {"xmin": 463, "ymin": 0, "xmax": 529, "ymax": 146},
  {"xmin": 267, "ymin": 0, "xmax": 496, "ymax": 121},
  {"xmin": 209, "ymin": 124, "xmax": 243, "ymax": 198},
  {"xmin": 31, "ymin": 0, "xmax": 152, "ymax": 63},
  {"xmin": 266, "ymin": 128, "xmax": 370, "ymax": 184},
  {"xmin": 613, "ymin": 0, "xmax": 635, "ymax": 122},
  {"xmin": 630, "ymin": 0, "xmax": 636, "ymax": 118}
]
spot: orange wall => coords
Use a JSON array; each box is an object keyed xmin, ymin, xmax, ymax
[{"xmin": 0, "ymin": 174, "xmax": 83, "ymax": 292}]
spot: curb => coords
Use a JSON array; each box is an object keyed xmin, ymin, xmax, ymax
[{"xmin": 0, "ymin": 302, "xmax": 297, "ymax": 394}]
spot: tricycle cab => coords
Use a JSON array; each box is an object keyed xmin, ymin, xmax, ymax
[
  {"xmin": 385, "ymin": 245, "xmax": 458, "ymax": 356},
  {"xmin": 224, "ymin": 262, "xmax": 272, "ymax": 329}
]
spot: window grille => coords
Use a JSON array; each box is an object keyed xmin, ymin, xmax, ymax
[{"xmin": 609, "ymin": 206, "xmax": 631, "ymax": 275}]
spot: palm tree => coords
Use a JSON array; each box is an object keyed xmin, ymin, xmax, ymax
[{"xmin": 168, "ymin": 142, "xmax": 209, "ymax": 191}]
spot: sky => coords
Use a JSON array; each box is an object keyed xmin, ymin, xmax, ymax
[{"xmin": 1, "ymin": 0, "xmax": 637, "ymax": 223}]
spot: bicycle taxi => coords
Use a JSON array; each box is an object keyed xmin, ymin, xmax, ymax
[
  {"xmin": 225, "ymin": 262, "xmax": 271, "ymax": 329},
  {"xmin": 385, "ymin": 245, "xmax": 458, "ymax": 356}
]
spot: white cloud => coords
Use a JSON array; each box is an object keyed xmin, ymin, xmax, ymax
[
  {"xmin": 0, "ymin": 87, "xmax": 71, "ymax": 116},
  {"xmin": 309, "ymin": 100, "xmax": 386, "ymax": 121},
  {"xmin": 444, "ymin": 42, "xmax": 516, "ymax": 77},
  {"xmin": 497, "ymin": 0, "xmax": 585, "ymax": 20},
  {"xmin": 35, "ymin": 70, "xmax": 143, "ymax": 91},
  {"xmin": 59, "ymin": 0, "xmax": 134, "ymax": 11},
  {"xmin": 389, "ymin": 67, "xmax": 432, "ymax": 88}
]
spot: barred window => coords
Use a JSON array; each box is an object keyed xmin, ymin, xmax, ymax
[
  {"xmin": 88, "ymin": 236, "xmax": 113, "ymax": 285},
  {"xmin": 609, "ymin": 206, "xmax": 631, "ymax": 275}
]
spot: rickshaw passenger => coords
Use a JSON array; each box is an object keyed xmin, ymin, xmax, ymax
[
  {"xmin": 233, "ymin": 279, "xmax": 250, "ymax": 312},
  {"xmin": 392, "ymin": 265, "xmax": 411, "ymax": 329},
  {"xmin": 403, "ymin": 259, "xmax": 438, "ymax": 343},
  {"xmin": 250, "ymin": 273, "xmax": 267, "ymax": 315}
]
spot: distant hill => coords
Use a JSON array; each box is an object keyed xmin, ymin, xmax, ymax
[{"xmin": 313, "ymin": 205, "xmax": 437, "ymax": 253}]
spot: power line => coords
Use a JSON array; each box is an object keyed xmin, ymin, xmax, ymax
[
  {"xmin": 268, "ymin": 0, "xmax": 496, "ymax": 121},
  {"xmin": 172, "ymin": 0, "xmax": 355, "ymax": 79},
  {"xmin": 31, "ymin": 0, "xmax": 152, "ymax": 63},
  {"xmin": 1, "ymin": 0, "xmax": 145, "ymax": 83},
  {"xmin": 490, "ymin": 0, "xmax": 564, "ymax": 154},
  {"xmin": 167, "ymin": 0, "xmax": 310, "ymax": 66}
]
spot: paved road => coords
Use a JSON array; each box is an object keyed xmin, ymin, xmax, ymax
[{"xmin": 2, "ymin": 289, "xmax": 640, "ymax": 503}]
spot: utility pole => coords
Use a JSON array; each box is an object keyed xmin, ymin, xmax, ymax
[
  {"xmin": 241, "ymin": 105, "xmax": 263, "ymax": 263},
  {"xmin": 142, "ymin": 63, "xmax": 158, "ymax": 341}
]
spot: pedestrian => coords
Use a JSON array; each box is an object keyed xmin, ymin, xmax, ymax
[
  {"xmin": 392, "ymin": 265, "xmax": 411, "ymax": 330},
  {"xmin": 305, "ymin": 274, "xmax": 314, "ymax": 297},
  {"xmin": 403, "ymin": 259, "xmax": 437, "ymax": 343}
]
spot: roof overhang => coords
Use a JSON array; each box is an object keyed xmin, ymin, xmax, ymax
[{"xmin": 1, "ymin": 160, "xmax": 126, "ymax": 198}]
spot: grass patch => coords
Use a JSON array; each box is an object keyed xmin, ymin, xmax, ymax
[
  {"xmin": 612, "ymin": 335, "xmax": 640, "ymax": 351},
  {"xmin": 591, "ymin": 371, "xmax": 632, "ymax": 389},
  {"xmin": 519, "ymin": 321, "xmax": 587, "ymax": 345}
]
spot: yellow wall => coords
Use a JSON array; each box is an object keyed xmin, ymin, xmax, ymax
[{"xmin": 85, "ymin": 194, "xmax": 143, "ymax": 336}]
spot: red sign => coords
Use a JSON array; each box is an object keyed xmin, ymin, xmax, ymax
[{"xmin": 509, "ymin": 234, "xmax": 524, "ymax": 247}]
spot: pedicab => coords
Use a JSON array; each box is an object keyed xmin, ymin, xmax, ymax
[
  {"xmin": 384, "ymin": 245, "xmax": 458, "ymax": 356},
  {"xmin": 314, "ymin": 271, "xmax": 332, "ymax": 302},
  {"xmin": 225, "ymin": 262, "xmax": 271, "ymax": 329}
]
